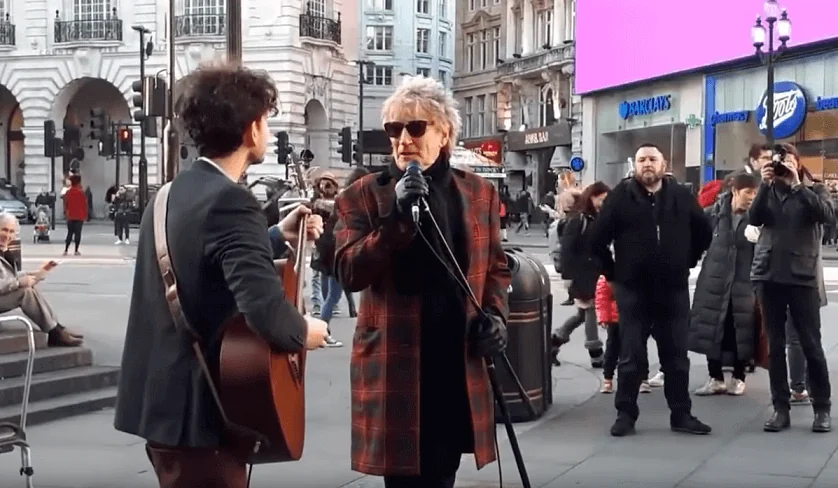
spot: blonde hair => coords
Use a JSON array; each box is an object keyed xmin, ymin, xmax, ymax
[{"xmin": 381, "ymin": 75, "xmax": 461, "ymax": 156}]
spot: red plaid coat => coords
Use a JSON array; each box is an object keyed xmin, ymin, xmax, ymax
[{"xmin": 333, "ymin": 168, "xmax": 511, "ymax": 476}]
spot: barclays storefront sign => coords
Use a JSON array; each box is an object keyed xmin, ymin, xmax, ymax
[
  {"xmin": 618, "ymin": 94, "xmax": 672, "ymax": 120},
  {"xmin": 755, "ymin": 81, "xmax": 807, "ymax": 140}
]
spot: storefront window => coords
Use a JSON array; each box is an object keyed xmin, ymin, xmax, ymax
[{"xmin": 713, "ymin": 109, "xmax": 838, "ymax": 187}]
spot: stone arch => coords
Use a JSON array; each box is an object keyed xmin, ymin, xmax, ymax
[
  {"xmin": 303, "ymin": 99, "xmax": 330, "ymax": 168},
  {"xmin": 50, "ymin": 77, "xmax": 132, "ymax": 219},
  {"xmin": 0, "ymin": 85, "xmax": 23, "ymax": 186}
]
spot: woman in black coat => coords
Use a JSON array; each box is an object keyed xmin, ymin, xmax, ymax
[
  {"xmin": 552, "ymin": 181, "xmax": 609, "ymax": 367},
  {"xmin": 689, "ymin": 172, "xmax": 760, "ymax": 396}
]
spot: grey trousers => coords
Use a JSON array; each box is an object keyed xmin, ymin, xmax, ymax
[
  {"xmin": 555, "ymin": 307, "xmax": 603, "ymax": 351},
  {"xmin": 786, "ymin": 311, "xmax": 807, "ymax": 393},
  {"xmin": 310, "ymin": 270, "xmax": 323, "ymax": 309},
  {"xmin": 0, "ymin": 286, "xmax": 58, "ymax": 333}
]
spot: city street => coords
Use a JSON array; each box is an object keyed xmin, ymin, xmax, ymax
[{"xmin": 1, "ymin": 224, "xmax": 838, "ymax": 487}]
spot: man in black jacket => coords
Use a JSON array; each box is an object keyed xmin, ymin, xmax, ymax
[
  {"xmin": 751, "ymin": 143, "xmax": 833, "ymax": 433},
  {"xmin": 114, "ymin": 63, "xmax": 329, "ymax": 488},
  {"xmin": 590, "ymin": 143, "xmax": 713, "ymax": 437}
]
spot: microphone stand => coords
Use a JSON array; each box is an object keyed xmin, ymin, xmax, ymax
[{"xmin": 415, "ymin": 197, "xmax": 534, "ymax": 488}]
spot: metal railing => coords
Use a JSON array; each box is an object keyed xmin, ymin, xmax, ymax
[
  {"xmin": 0, "ymin": 14, "xmax": 14, "ymax": 46},
  {"xmin": 299, "ymin": 13, "xmax": 341, "ymax": 44},
  {"xmin": 175, "ymin": 13, "xmax": 226, "ymax": 37},
  {"xmin": 497, "ymin": 44, "xmax": 574, "ymax": 78},
  {"xmin": 54, "ymin": 8, "xmax": 123, "ymax": 43}
]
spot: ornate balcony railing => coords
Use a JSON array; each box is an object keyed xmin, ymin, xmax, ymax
[
  {"xmin": 54, "ymin": 9, "xmax": 123, "ymax": 43},
  {"xmin": 0, "ymin": 14, "xmax": 15, "ymax": 46},
  {"xmin": 175, "ymin": 13, "xmax": 226, "ymax": 37},
  {"xmin": 299, "ymin": 13, "xmax": 341, "ymax": 44},
  {"xmin": 497, "ymin": 44, "xmax": 575, "ymax": 79}
]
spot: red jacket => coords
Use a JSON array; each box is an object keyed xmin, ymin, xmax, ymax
[
  {"xmin": 595, "ymin": 276, "xmax": 619, "ymax": 325},
  {"xmin": 64, "ymin": 186, "xmax": 88, "ymax": 221}
]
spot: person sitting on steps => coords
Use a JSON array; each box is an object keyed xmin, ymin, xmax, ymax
[{"xmin": 0, "ymin": 213, "xmax": 84, "ymax": 347}]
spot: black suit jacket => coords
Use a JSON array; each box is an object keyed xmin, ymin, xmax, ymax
[{"xmin": 113, "ymin": 159, "xmax": 307, "ymax": 448}]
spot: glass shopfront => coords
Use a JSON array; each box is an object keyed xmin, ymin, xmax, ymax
[
  {"xmin": 589, "ymin": 76, "xmax": 704, "ymax": 187},
  {"xmin": 704, "ymin": 51, "xmax": 838, "ymax": 186}
]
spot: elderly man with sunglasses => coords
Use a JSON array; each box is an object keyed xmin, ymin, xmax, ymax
[{"xmin": 332, "ymin": 76, "xmax": 511, "ymax": 488}]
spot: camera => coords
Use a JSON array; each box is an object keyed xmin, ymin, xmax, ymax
[{"xmin": 771, "ymin": 144, "xmax": 790, "ymax": 177}]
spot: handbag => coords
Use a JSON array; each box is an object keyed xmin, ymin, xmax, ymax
[{"xmin": 152, "ymin": 183, "xmax": 266, "ymax": 454}]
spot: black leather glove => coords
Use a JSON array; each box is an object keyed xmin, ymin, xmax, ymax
[
  {"xmin": 470, "ymin": 312, "xmax": 508, "ymax": 358},
  {"xmin": 394, "ymin": 171, "xmax": 429, "ymax": 216}
]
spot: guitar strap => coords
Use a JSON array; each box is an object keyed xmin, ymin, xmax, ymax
[{"xmin": 152, "ymin": 183, "xmax": 265, "ymax": 453}]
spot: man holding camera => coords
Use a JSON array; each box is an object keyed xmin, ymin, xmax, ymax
[{"xmin": 750, "ymin": 143, "xmax": 833, "ymax": 433}]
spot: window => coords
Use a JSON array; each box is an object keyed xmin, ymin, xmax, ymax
[
  {"xmin": 73, "ymin": 0, "xmax": 112, "ymax": 20},
  {"xmin": 476, "ymin": 95, "xmax": 486, "ymax": 136},
  {"xmin": 513, "ymin": 11, "xmax": 522, "ymax": 54},
  {"xmin": 438, "ymin": 31, "xmax": 447, "ymax": 58},
  {"xmin": 416, "ymin": 0, "xmax": 428, "ymax": 14},
  {"xmin": 438, "ymin": 0, "xmax": 446, "ymax": 18},
  {"xmin": 538, "ymin": 88, "xmax": 555, "ymax": 126},
  {"xmin": 364, "ymin": 64, "xmax": 393, "ymax": 86},
  {"xmin": 492, "ymin": 27, "xmax": 501, "ymax": 66},
  {"xmin": 416, "ymin": 28, "xmax": 430, "ymax": 54},
  {"xmin": 566, "ymin": 0, "xmax": 576, "ymax": 41},
  {"xmin": 466, "ymin": 33, "xmax": 475, "ymax": 71},
  {"xmin": 463, "ymin": 97, "xmax": 473, "ymax": 137},
  {"xmin": 468, "ymin": 0, "xmax": 475, "ymax": 10},
  {"xmin": 479, "ymin": 29, "xmax": 489, "ymax": 70},
  {"xmin": 0, "ymin": 1, "xmax": 6, "ymax": 19},
  {"xmin": 536, "ymin": 10, "xmax": 552, "ymax": 47},
  {"xmin": 365, "ymin": 0, "xmax": 392, "ymax": 10},
  {"xmin": 438, "ymin": 70, "xmax": 448, "ymax": 87},
  {"xmin": 416, "ymin": 67, "xmax": 430, "ymax": 77},
  {"xmin": 489, "ymin": 93, "xmax": 498, "ymax": 134},
  {"xmin": 366, "ymin": 26, "xmax": 393, "ymax": 51}
]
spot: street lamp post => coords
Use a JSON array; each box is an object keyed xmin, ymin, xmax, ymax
[
  {"xmin": 751, "ymin": 0, "xmax": 792, "ymax": 147},
  {"xmin": 354, "ymin": 60, "xmax": 375, "ymax": 166}
]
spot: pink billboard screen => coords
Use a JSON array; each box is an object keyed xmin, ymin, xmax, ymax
[{"xmin": 575, "ymin": 0, "xmax": 838, "ymax": 95}]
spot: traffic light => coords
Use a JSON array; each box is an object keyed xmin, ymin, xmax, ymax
[
  {"xmin": 338, "ymin": 126, "xmax": 352, "ymax": 163},
  {"xmin": 274, "ymin": 131, "xmax": 290, "ymax": 165},
  {"xmin": 44, "ymin": 121, "xmax": 56, "ymax": 157},
  {"xmin": 118, "ymin": 127, "xmax": 134, "ymax": 155},
  {"xmin": 131, "ymin": 78, "xmax": 145, "ymax": 123},
  {"xmin": 352, "ymin": 143, "xmax": 361, "ymax": 164},
  {"xmin": 90, "ymin": 108, "xmax": 108, "ymax": 140}
]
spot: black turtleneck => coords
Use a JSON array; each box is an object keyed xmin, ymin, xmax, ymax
[{"xmin": 389, "ymin": 156, "xmax": 474, "ymax": 454}]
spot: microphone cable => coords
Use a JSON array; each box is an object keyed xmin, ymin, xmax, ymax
[{"xmin": 410, "ymin": 196, "xmax": 505, "ymax": 488}]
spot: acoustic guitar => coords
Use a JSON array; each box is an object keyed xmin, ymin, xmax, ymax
[{"xmin": 218, "ymin": 159, "xmax": 312, "ymax": 464}]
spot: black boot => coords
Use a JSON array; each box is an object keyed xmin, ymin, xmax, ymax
[
  {"xmin": 560, "ymin": 296, "xmax": 574, "ymax": 306},
  {"xmin": 813, "ymin": 411, "xmax": 832, "ymax": 433},
  {"xmin": 610, "ymin": 416, "xmax": 636, "ymax": 437},
  {"xmin": 671, "ymin": 414, "xmax": 712, "ymax": 435},
  {"xmin": 763, "ymin": 410, "xmax": 791, "ymax": 432},
  {"xmin": 589, "ymin": 348, "xmax": 605, "ymax": 368}
]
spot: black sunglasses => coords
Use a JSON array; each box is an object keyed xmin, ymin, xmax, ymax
[{"xmin": 383, "ymin": 120, "xmax": 434, "ymax": 138}]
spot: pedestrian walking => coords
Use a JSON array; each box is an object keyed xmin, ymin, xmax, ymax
[{"xmin": 62, "ymin": 175, "xmax": 87, "ymax": 256}]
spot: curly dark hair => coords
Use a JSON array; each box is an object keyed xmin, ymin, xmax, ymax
[{"xmin": 178, "ymin": 63, "xmax": 279, "ymax": 159}]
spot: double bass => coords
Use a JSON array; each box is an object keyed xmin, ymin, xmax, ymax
[{"xmin": 218, "ymin": 156, "xmax": 313, "ymax": 463}]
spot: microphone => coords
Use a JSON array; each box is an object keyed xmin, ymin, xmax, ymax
[{"xmin": 406, "ymin": 161, "xmax": 422, "ymax": 223}]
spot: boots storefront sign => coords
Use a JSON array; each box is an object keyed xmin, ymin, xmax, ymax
[{"xmin": 755, "ymin": 81, "xmax": 808, "ymax": 140}]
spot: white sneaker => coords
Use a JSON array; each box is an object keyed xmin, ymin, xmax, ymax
[
  {"xmin": 322, "ymin": 335, "xmax": 344, "ymax": 348},
  {"xmin": 115, "ymin": 239, "xmax": 123, "ymax": 245},
  {"xmin": 695, "ymin": 378, "xmax": 727, "ymax": 396},
  {"xmin": 639, "ymin": 380, "xmax": 652, "ymax": 394},
  {"xmin": 726, "ymin": 378, "xmax": 746, "ymax": 396},
  {"xmin": 124, "ymin": 239, "xmax": 130, "ymax": 245},
  {"xmin": 648, "ymin": 371, "xmax": 665, "ymax": 387}
]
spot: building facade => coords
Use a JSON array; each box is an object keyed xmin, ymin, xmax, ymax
[
  {"xmin": 453, "ymin": 0, "xmax": 579, "ymax": 206},
  {"xmin": 359, "ymin": 0, "xmax": 455, "ymax": 134},
  {"xmin": 581, "ymin": 76, "xmax": 705, "ymax": 187},
  {"xmin": 0, "ymin": 0, "xmax": 358, "ymax": 218}
]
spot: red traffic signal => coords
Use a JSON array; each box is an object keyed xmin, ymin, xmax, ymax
[{"xmin": 119, "ymin": 128, "xmax": 131, "ymax": 140}]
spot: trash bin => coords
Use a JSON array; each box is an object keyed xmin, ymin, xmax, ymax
[
  {"xmin": 494, "ymin": 247, "xmax": 553, "ymax": 423},
  {"xmin": 7, "ymin": 237, "xmax": 21, "ymax": 272}
]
